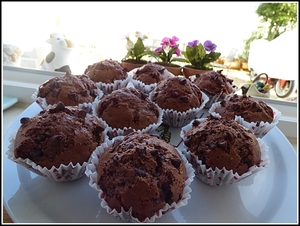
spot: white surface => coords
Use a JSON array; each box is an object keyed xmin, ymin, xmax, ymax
[{"xmin": 3, "ymin": 102, "xmax": 298, "ymax": 223}]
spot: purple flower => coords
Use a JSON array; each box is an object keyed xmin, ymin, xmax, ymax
[
  {"xmin": 161, "ymin": 36, "xmax": 179, "ymax": 49},
  {"xmin": 175, "ymin": 48, "xmax": 181, "ymax": 56},
  {"xmin": 204, "ymin": 40, "xmax": 217, "ymax": 52},
  {"xmin": 169, "ymin": 36, "xmax": 179, "ymax": 47},
  {"xmin": 188, "ymin": 40, "xmax": 199, "ymax": 47},
  {"xmin": 161, "ymin": 37, "xmax": 171, "ymax": 47},
  {"xmin": 154, "ymin": 47, "xmax": 163, "ymax": 53}
]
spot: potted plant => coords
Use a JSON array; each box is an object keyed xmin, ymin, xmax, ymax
[
  {"xmin": 146, "ymin": 36, "xmax": 187, "ymax": 75},
  {"xmin": 121, "ymin": 31, "xmax": 150, "ymax": 71},
  {"xmin": 181, "ymin": 40, "xmax": 221, "ymax": 78}
]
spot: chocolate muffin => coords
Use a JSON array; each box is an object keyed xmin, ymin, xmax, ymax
[
  {"xmin": 14, "ymin": 102, "xmax": 106, "ymax": 170},
  {"xmin": 192, "ymin": 70, "xmax": 236, "ymax": 108},
  {"xmin": 210, "ymin": 94, "xmax": 274, "ymax": 123},
  {"xmin": 180, "ymin": 115, "xmax": 269, "ymax": 186},
  {"xmin": 150, "ymin": 76, "xmax": 209, "ymax": 127},
  {"xmin": 84, "ymin": 59, "xmax": 128, "ymax": 84},
  {"xmin": 89, "ymin": 132, "xmax": 192, "ymax": 222},
  {"xmin": 34, "ymin": 70, "xmax": 99, "ymax": 109},
  {"xmin": 94, "ymin": 87, "xmax": 162, "ymax": 137},
  {"xmin": 209, "ymin": 94, "xmax": 281, "ymax": 138},
  {"xmin": 183, "ymin": 116, "xmax": 261, "ymax": 175},
  {"xmin": 151, "ymin": 76, "xmax": 203, "ymax": 112},
  {"xmin": 132, "ymin": 62, "xmax": 174, "ymax": 85}
]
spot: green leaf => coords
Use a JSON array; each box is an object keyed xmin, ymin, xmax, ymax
[
  {"xmin": 133, "ymin": 38, "xmax": 145, "ymax": 59},
  {"xmin": 171, "ymin": 57, "xmax": 189, "ymax": 63}
]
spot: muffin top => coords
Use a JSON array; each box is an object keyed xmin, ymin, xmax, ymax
[
  {"xmin": 132, "ymin": 62, "xmax": 174, "ymax": 85},
  {"xmin": 97, "ymin": 132, "xmax": 186, "ymax": 222},
  {"xmin": 193, "ymin": 70, "xmax": 236, "ymax": 96},
  {"xmin": 37, "ymin": 70, "xmax": 98, "ymax": 106},
  {"xmin": 212, "ymin": 94, "xmax": 274, "ymax": 123},
  {"xmin": 84, "ymin": 59, "xmax": 128, "ymax": 83},
  {"xmin": 14, "ymin": 102, "xmax": 106, "ymax": 169},
  {"xmin": 150, "ymin": 76, "xmax": 203, "ymax": 112},
  {"xmin": 183, "ymin": 116, "xmax": 261, "ymax": 175},
  {"xmin": 95, "ymin": 87, "xmax": 160, "ymax": 130}
]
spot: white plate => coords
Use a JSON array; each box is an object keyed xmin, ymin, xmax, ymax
[{"xmin": 3, "ymin": 102, "xmax": 297, "ymax": 223}]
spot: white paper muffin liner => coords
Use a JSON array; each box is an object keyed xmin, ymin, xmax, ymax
[
  {"xmin": 32, "ymin": 87, "xmax": 104, "ymax": 114},
  {"xmin": 6, "ymin": 131, "xmax": 95, "ymax": 182},
  {"xmin": 85, "ymin": 136, "xmax": 195, "ymax": 223},
  {"xmin": 91, "ymin": 93, "xmax": 164, "ymax": 139},
  {"xmin": 130, "ymin": 78, "xmax": 157, "ymax": 94},
  {"xmin": 208, "ymin": 97, "xmax": 282, "ymax": 138},
  {"xmin": 180, "ymin": 119, "xmax": 270, "ymax": 186},
  {"xmin": 6, "ymin": 109, "xmax": 109, "ymax": 182},
  {"xmin": 95, "ymin": 76, "xmax": 131, "ymax": 94},
  {"xmin": 149, "ymin": 91, "xmax": 209, "ymax": 127}
]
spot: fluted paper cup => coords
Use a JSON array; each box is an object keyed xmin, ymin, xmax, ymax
[
  {"xmin": 180, "ymin": 119, "xmax": 270, "ymax": 186},
  {"xmin": 85, "ymin": 137, "xmax": 195, "ymax": 223}
]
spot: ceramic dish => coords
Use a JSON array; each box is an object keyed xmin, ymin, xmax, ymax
[{"xmin": 2, "ymin": 102, "xmax": 297, "ymax": 223}]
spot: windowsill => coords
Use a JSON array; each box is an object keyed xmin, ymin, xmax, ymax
[{"xmin": 3, "ymin": 65, "xmax": 298, "ymax": 139}]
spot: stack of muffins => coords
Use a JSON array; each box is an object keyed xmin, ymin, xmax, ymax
[{"xmin": 6, "ymin": 59, "xmax": 281, "ymax": 222}]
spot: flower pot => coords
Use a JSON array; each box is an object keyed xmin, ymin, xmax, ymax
[
  {"xmin": 153, "ymin": 62, "xmax": 182, "ymax": 76},
  {"xmin": 241, "ymin": 62, "xmax": 249, "ymax": 71},
  {"xmin": 163, "ymin": 65, "xmax": 182, "ymax": 76},
  {"xmin": 121, "ymin": 61, "xmax": 147, "ymax": 72},
  {"xmin": 182, "ymin": 66, "xmax": 212, "ymax": 78}
]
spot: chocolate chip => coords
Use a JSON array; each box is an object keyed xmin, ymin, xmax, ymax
[
  {"xmin": 140, "ymin": 91, "xmax": 149, "ymax": 100},
  {"xmin": 170, "ymin": 158, "xmax": 181, "ymax": 168},
  {"xmin": 68, "ymin": 93, "xmax": 77, "ymax": 101},
  {"xmin": 231, "ymin": 103, "xmax": 240, "ymax": 111},
  {"xmin": 251, "ymin": 102, "xmax": 257, "ymax": 108},
  {"xmin": 208, "ymin": 143, "xmax": 217, "ymax": 149},
  {"xmin": 78, "ymin": 109, "xmax": 87, "ymax": 118},
  {"xmin": 217, "ymin": 141, "xmax": 227, "ymax": 150},
  {"xmin": 184, "ymin": 138, "xmax": 191, "ymax": 147},
  {"xmin": 210, "ymin": 74, "xmax": 217, "ymax": 80},
  {"xmin": 111, "ymin": 97, "xmax": 118, "ymax": 106},
  {"xmin": 179, "ymin": 77, "xmax": 187, "ymax": 85},
  {"xmin": 113, "ymin": 156, "xmax": 119, "ymax": 162},
  {"xmin": 50, "ymin": 101, "xmax": 65, "ymax": 113},
  {"xmin": 157, "ymin": 154, "xmax": 165, "ymax": 164},
  {"xmin": 220, "ymin": 100, "xmax": 226, "ymax": 107},
  {"xmin": 150, "ymin": 149, "xmax": 158, "ymax": 156},
  {"xmin": 49, "ymin": 135, "xmax": 64, "ymax": 146},
  {"xmin": 20, "ymin": 117, "xmax": 30, "ymax": 126},
  {"xmin": 224, "ymin": 131, "xmax": 234, "ymax": 141},
  {"xmin": 80, "ymin": 90, "xmax": 88, "ymax": 96},
  {"xmin": 180, "ymin": 96, "xmax": 189, "ymax": 103},
  {"xmin": 134, "ymin": 168, "xmax": 146, "ymax": 177},
  {"xmin": 51, "ymin": 80, "xmax": 59, "ymax": 89},
  {"xmin": 84, "ymin": 141, "xmax": 90, "ymax": 145},
  {"xmin": 192, "ymin": 120, "xmax": 200, "ymax": 127},
  {"xmin": 171, "ymin": 91, "xmax": 179, "ymax": 97},
  {"xmin": 127, "ymin": 143, "xmax": 135, "ymax": 149}
]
